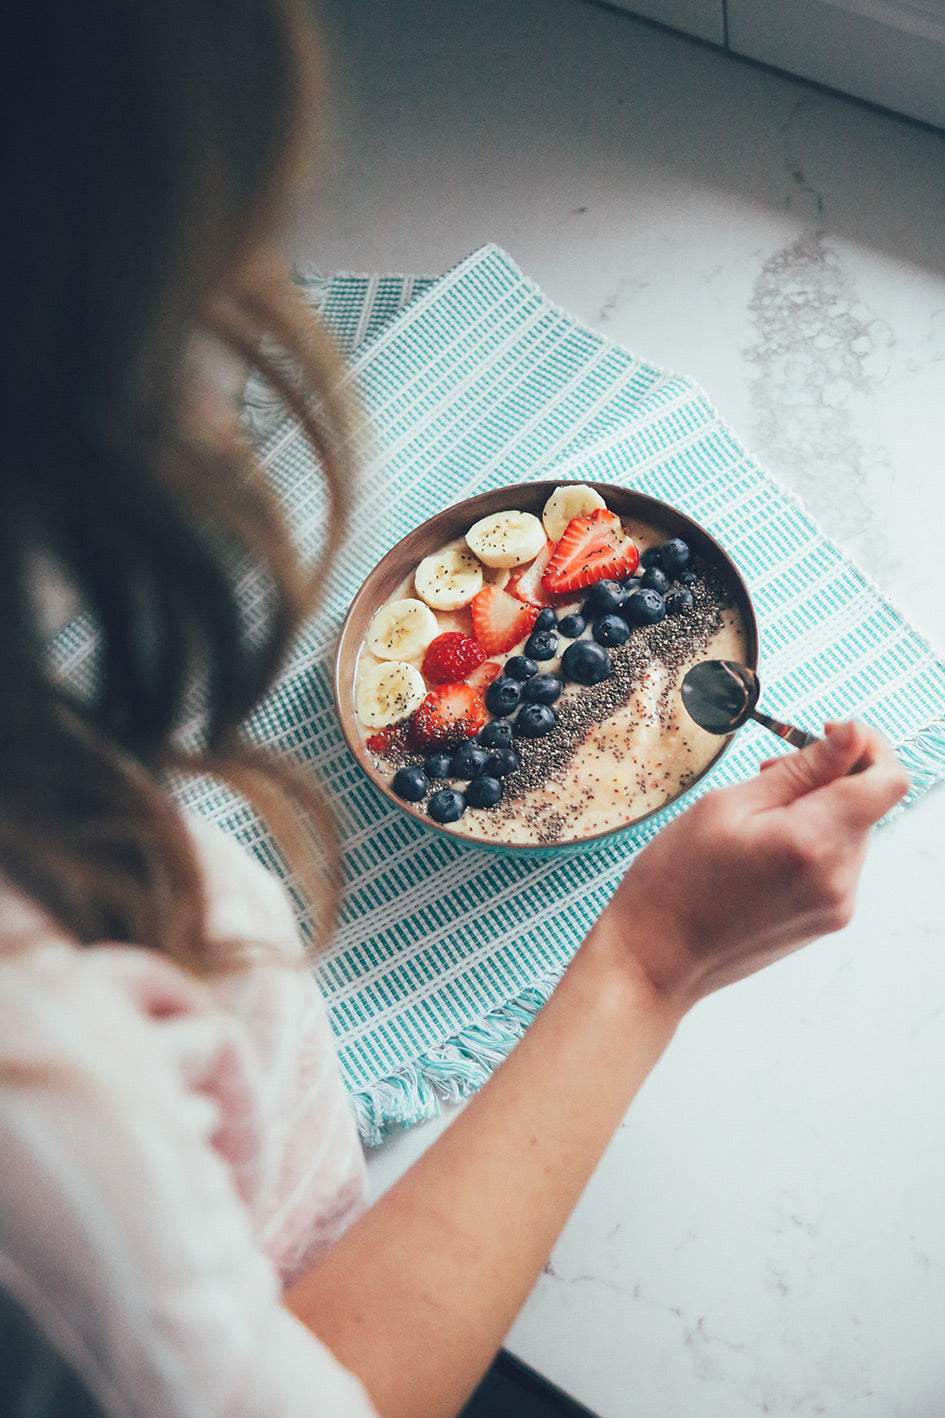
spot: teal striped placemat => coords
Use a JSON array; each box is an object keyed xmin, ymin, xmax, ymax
[{"xmin": 59, "ymin": 246, "xmax": 945, "ymax": 1143}]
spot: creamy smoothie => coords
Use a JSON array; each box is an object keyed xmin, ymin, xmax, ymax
[{"xmin": 353, "ymin": 487, "xmax": 747, "ymax": 847}]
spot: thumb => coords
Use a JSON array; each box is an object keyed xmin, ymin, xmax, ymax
[{"xmin": 742, "ymin": 720, "xmax": 868, "ymax": 809}]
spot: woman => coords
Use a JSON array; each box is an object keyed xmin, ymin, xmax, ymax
[{"xmin": 0, "ymin": 3, "xmax": 908, "ymax": 1416}]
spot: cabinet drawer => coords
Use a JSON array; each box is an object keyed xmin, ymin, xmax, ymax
[
  {"xmin": 604, "ymin": 0, "xmax": 725, "ymax": 44},
  {"xmin": 730, "ymin": 0, "xmax": 945, "ymax": 129},
  {"xmin": 609, "ymin": 0, "xmax": 945, "ymax": 130}
]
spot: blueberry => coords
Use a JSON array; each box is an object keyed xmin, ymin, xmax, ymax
[
  {"xmin": 485, "ymin": 676, "xmax": 523, "ymax": 716},
  {"xmin": 624, "ymin": 588, "xmax": 667, "ymax": 626},
  {"xmin": 478, "ymin": 718, "xmax": 514, "ymax": 748},
  {"xmin": 392, "ymin": 765, "xmax": 429, "ymax": 802},
  {"xmin": 556, "ymin": 612, "xmax": 587, "ymax": 640},
  {"xmin": 465, "ymin": 775, "xmax": 503, "ymax": 809},
  {"xmin": 560, "ymin": 639, "xmax": 612, "ymax": 685},
  {"xmin": 640, "ymin": 566, "xmax": 669, "ymax": 595},
  {"xmin": 485, "ymin": 746, "xmax": 520, "ymax": 777},
  {"xmin": 660, "ymin": 537, "xmax": 691, "ymax": 577},
  {"xmin": 665, "ymin": 587, "xmax": 694, "ymax": 615},
  {"xmin": 427, "ymin": 787, "xmax": 466, "ymax": 823},
  {"xmin": 505, "ymin": 655, "xmax": 539, "ymax": 681},
  {"xmin": 534, "ymin": 607, "xmax": 558, "ymax": 632},
  {"xmin": 582, "ymin": 579, "xmax": 627, "ymax": 616},
  {"xmin": 621, "ymin": 575, "xmax": 642, "ymax": 593},
  {"xmin": 424, "ymin": 751, "xmax": 453, "ymax": 780},
  {"xmin": 524, "ymin": 628, "xmax": 558, "ymax": 661},
  {"xmin": 678, "ymin": 568, "xmax": 697, "ymax": 587},
  {"xmin": 514, "ymin": 703, "xmax": 557, "ymax": 738},
  {"xmin": 640, "ymin": 546, "xmax": 663, "ymax": 570},
  {"xmin": 521, "ymin": 673, "xmax": 563, "ymax": 705},
  {"xmin": 593, "ymin": 614, "xmax": 630, "ymax": 647},
  {"xmin": 450, "ymin": 741, "xmax": 490, "ymax": 780}
]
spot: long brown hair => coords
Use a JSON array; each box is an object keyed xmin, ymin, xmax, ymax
[{"xmin": 0, "ymin": 1, "xmax": 354, "ymax": 970}]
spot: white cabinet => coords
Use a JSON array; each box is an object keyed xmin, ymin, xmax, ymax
[
  {"xmin": 727, "ymin": 0, "xmax": 945, "ymax": 130},
  {"xmin": 609, "ymin": 0, "xmax": 945, "ymax": 130},
  {"xmin": 604, "ymin": 0, "xmax": 725, "ymax": 45}
]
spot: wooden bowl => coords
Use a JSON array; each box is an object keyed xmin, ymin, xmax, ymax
[{"xmin": 333, "ymin": 481, "xmax": 758, "ymax": 855}]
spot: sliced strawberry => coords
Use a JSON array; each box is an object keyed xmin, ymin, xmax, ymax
[
  {"xmin": 422, "ymin": 631, "xmax": 487, "ymax": 685},
  {"xmin": 506, "ymin": 539, "xmax": 557, "ymax": 607},
  {"xmin": 408, "ymin": 683, "xmax": 487, "ymax": 748},
  {"xmin": 466, "ymin": 659, "xmax": 502, "ymax": 694},
  {"xmin": 541, "ymin": 509, "xmax": 639, "ymax": 596},
  {"xmin": 469, "ymin": 585, "xmax": 538, "ymax": 655},
  {"xmin": 365, "ymin": 726, "xmax": 398, "ymax": 754}
]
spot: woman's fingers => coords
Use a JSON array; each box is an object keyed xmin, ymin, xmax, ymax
[
  {"xmin": 616, "ymin": 724, "xmax": 908, "ymax": 1002},
  {"xmin": 804, "ymin": 730, "xmax": 910, "ymax": 834},
  {"xmin": 740, "ymin": 721, "xmax": 871, "ymax": 809},
  {"xmin": 743, "ymin": 721, "xmax": 908, "ymax": 827}
]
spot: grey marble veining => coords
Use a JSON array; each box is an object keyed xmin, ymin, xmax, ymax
[
  {"xmin": 746, "ymin": 229, "xmax": 895, "ymax": 550},
  {"xmin": 299, "ymin": 2, "xmax": 945, "ymax": 1413}
]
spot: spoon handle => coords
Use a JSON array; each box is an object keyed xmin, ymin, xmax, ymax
[{"xmin": 750, "ymin": 708, "xmax": 820, "ymax": 750}]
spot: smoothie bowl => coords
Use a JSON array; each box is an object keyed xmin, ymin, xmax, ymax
[{"xmin": 334, "ymin": 481, "xmax": 758, "ymax": 855}]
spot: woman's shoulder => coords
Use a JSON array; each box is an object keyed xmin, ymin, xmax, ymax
[
  {"xmin": 0, "ymin": 817, "xmax": 311, "ymax": 1028},
  {"xmin": 0, "ymin": 954, "xmax": 376, "ymax": 1418},
  {"xmin": 0, "ymin": 821, "xmax": 367, "ymax": 1287},
  {"xmin": 0, "ymin": 823, "xmax": 331, "ymax": 1163},
  {"xmin": 0, "ymin": 852, "xmax": 374, "ymax": 1418}
]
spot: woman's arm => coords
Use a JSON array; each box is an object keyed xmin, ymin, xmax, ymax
[{"xmin": 286, "ymin": 721, "xmax": 908, "ymax": 1418}]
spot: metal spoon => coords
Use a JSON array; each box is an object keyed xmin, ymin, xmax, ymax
[{"xmin": 680, "ymin": 659, "xmax": 819, "ymax": 750}]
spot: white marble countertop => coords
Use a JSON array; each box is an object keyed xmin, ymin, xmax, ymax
[{"xmin": 293, "ymin": 3, "xmax": 945, "ymax": 1413}]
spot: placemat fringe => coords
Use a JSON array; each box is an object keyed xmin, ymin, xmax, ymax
[
  {"xmin": 349, "ymin": 976, "xmax": 562, "ymax": 1146},
  {"xmin": 897, "ymin": 714, "xmax": 945, "ymax": 801}
]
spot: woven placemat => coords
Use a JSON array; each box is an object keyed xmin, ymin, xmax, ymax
[{"xmin": 53, "ymin": 246, "xmax": 945, "ymax": 1143}]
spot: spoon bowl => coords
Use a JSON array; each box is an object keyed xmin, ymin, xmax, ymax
[{"xmin": 681, "ymin": 660, "xmax": 818, "ymax": 750}]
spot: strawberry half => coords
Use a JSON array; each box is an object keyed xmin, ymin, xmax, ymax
[
  {"xmin": 408, "ymin": 683, "xmax": 487, "ymax": 748},
  {"xmin": 422, "ymin": 631, "xmax": 487, "ymax": 685},
  {"xmin": 469, "ymin": 585, "xmax": 538, "ymax": 655},
  {"xmin": 466, "ymin": 660, "xmax": 503, "ymax": 694},
  {"xmin": 541, "ymin": 509, "xmax": 639, "ymax": 596},
  {"xmin": 506, "ymin": 539, "xmax": 557, "ymax": 607}
]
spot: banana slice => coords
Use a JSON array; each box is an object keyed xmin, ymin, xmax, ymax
[
  {"xmin": 541, "ymin": 485, "xmax": 608, "ymax": 543},
  {"xmin": 366, "ymin": 598, "xmax": 439, "ymax": 661},
  {"xmin": 482, "ymin": 564, "xmax": 511, "ymax": 590},
  {"xmin": 465, "ymin": 510, "xmax": 546, "ymax": 568},
  {"xmin": 414, "ymin": 545, "xmax": 484, "ymax": 610},
  {"xmin": 356, "ymin": 660, "xmax": 426, "ymax": 729}
]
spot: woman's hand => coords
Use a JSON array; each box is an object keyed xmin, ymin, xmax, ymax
[{"xmin": 592, "ymin": 720, "xmax": 910, "ymax": 1008}]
